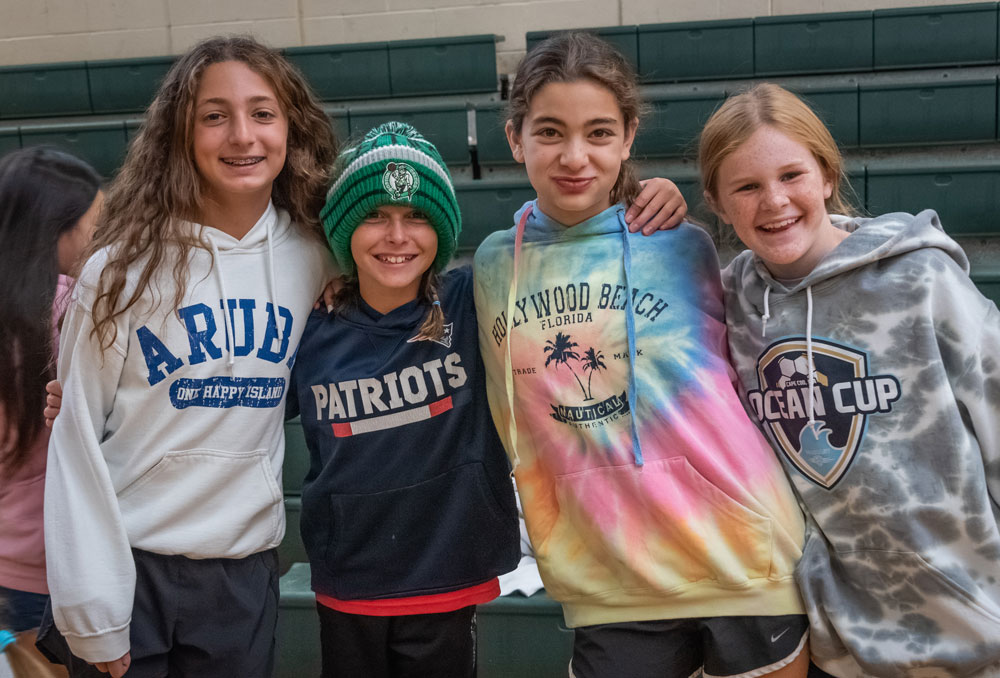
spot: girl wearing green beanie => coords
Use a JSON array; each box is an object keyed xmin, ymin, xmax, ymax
[{"xmin": 288, "ymin": 121, "xmax": 689, "ymax": 677}]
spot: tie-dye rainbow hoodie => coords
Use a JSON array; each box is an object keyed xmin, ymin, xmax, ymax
[{"xmin": 473, "ymin": 201, "xmax": 805, "ymax": 627}]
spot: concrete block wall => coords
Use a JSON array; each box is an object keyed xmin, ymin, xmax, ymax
[{"xmin": 0, "ymin": 0, "xmax": 983, "ymax": 71}]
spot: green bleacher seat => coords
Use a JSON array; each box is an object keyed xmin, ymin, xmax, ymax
[
  {"xmin": 866, "ymin": 157, "xmax": 1000, "ymax": 236},
  {"xmin": 327, "ymin": 108, "xmax": 350, "ymax": 144},
  {"xmin": 790, "ymin": 80, "xmax": 860, "ymax": 148},
  {"xmin": 0, "ymin": 61, "xmax": 91, "ymax": 119},
  {"xmin": 473, "ymin": 101, "xmax": 511, "ymax": 165},
  {"xmin": 526, "ymin": 26, "xmax": 639, "ymax": 70},
  {"xmin": 283, "ymin": 418, "xmax": 309, "ymax": 496},
  {"xmin": 673, "ymin": 178, "xmax": 703, "ymax": 218},
  {"xmin": 873, "ymin": 3, "xmax": 998, "ymax": 70},
  {"xmin": 278, "ymin": 496, "xmax": 307, "ymax": 569},
  {"xmin": 285, "ymin": 42, "xmax": 391, "ymax": 101},
  {"xmin": 276, "ymin": 562, "xmax": 320, "ymax": 678},
  {"xmin": 859, "ymin": 75, "xmax": 997, "ymax": 146},
  {"xmin": 87, "ymin": 56, "xmax": 175, "ymax": 114},
  {"xmin": 971, "ymin": 266, "xmax": 1000, "ymax": 307},
  {"xmin": 454, "ymin": 177, "xmax": 534, "ymax": 251},
  {"xmin": 125, "ymin": 118, "xmax": 143, "ymax": 142},
  {"xmin": 638, "ymin": 19, "xmax": 753, "ymax": 83},
  {"xmin": 0, "ymin": 126, "xmax": 19, "ymax": 156},
  {"xmin": 637, "ymin": 163, "xmax": 707, "ymax": 220},
  {"xmin": 754, "ymin": 11, "xmax": 873, "ymax": 76},
  {"xmin": 348, "ymin": 101, "xmax": 470, "ymax": 166},
  {"xmin": 634, "ymin": 86, "xmax": 726, "ymax": 158},
  {"xmin": 20, "ymin": 120, "xmax": 127, "ymax": 176},
  {"xmin": 845, "ymin": 161, "xmax": 867, "ymax": 209},
  {"xmin": 478, "ymin": 591, "xmax": 573, "ymax": 678},
  {"xmin": 388, "ymin": 35, "xmax": 498, "ymax": 97}
]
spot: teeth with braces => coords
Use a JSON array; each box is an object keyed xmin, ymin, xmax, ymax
[
  {"xmin": 377, "ymin": 255, "xmax": 415, "ymax": 264},
  {"xmin": 223, "ymin": 157, "xmax": 262, "ymax": 166}
]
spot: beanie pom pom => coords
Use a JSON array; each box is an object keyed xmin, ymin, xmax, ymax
[{"xmin": 364, "ymin": 121, "xmax": 426, "ymax": 142}]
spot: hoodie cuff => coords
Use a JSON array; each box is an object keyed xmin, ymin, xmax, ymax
[{"xmin": 65, "ymin": 623, "xmax": 131, "ymax": 664}]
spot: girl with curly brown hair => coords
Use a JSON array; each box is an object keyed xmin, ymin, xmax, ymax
[{"xmin": 38, "ymin": 36, "xmax": 337, "ymax": 678}]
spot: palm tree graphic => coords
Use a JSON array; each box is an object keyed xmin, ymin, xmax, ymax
[
  {"xmin": 582, "ymin": 347, "xmax": 606, "ymax": 400},
  {"xmin": 544, "ymin": 332, "xmax": 588, "ymax": 399}
]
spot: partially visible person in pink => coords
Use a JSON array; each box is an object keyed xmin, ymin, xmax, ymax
[{"xmin": 0, "ymin": 147, "xmax": 103, "ymax": 672}]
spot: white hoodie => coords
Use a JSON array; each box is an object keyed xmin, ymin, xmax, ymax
[{"xmin": 45, "ymin": 203, "xmax": 333, "ymax": 662}]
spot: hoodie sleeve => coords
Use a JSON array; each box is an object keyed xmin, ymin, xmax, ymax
[
  {"xmin": 679, "ymin": 225, "xmax": 739, "ymax": 384},
  {"xmin": 45, "ymin": 289, "xmax": 135, "ymax": 663},
  {"xmin": 951, "ymin": 299, "xmax": 1000, "ymax": 505},
  {"xmin": 932, "ymin": 254, "xmax": 1000, "ymax": 508},
  {"xmin": 473, "ymin": 234, "xmax": 516, "ymax": 460}
]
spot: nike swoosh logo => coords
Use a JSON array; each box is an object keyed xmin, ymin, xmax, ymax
[{"xmin": 771, "ymin": 628, "xmax": 790, "ymax": 643}]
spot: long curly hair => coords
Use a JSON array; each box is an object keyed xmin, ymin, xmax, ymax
[
  {"xmin": 88, "ymin": 35, "xmax": 337, "ymax": 350},
  {"xmin": 0, "ymin": 147, "xmax": 101, "ymax": 471}
]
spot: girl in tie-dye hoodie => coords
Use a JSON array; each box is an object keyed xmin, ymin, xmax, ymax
[
  {"xmin": 474, "ymin": 33, "xmax": 808, "ymax": 678},
  {"xmin": 701, "ymin": 84, "xmax": 1000, "ymax": 678}
]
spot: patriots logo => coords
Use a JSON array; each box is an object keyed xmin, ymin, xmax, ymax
[
  {"xmin": 747, "ymin": 338, "xmax": 901, "ymax": 489},
  {"xmin": 407, "ymin": 322, "xmax": 453, "ymax": 348}
]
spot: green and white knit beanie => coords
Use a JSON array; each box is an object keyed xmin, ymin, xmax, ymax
[{"xmin": 321, "ymin": 121, "xmax": 462, "ymax": 274}]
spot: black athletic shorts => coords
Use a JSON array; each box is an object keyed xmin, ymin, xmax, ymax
[
  {"xmin": 316, "ymin": 603, "xmax": 476, "ymax": 678},
  {"xmin": 569, "ymin": 614, "xmax": 809, "ymax": 678},
  {"xmin": 37, "ymin": 548, "xmax": 279, "ymax": 678}
]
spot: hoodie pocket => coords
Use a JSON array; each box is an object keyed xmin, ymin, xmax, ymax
[
  {"xmin": 539, "ymin": 457, "xmax": 774, "ymax": 600},
  {"xmin": 324, "ymin": 462, "xmax": 515, "ymax": 600},
  {"xmin": 799, "ymin": 537, "xmax": 1000, "ymax": 678},
  {"xmin": 116, "ymin": 448, "xmax": 282, "ymax": 557}
]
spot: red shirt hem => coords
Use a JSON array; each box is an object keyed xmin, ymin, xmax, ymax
[{"xmin": 316, "ymin": 578, "xmax": 500, "ymax": 616}]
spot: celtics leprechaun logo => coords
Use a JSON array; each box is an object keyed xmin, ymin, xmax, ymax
[{"xmin": 383, "ymin": 162, "xmax": 418, "ymax": 201}]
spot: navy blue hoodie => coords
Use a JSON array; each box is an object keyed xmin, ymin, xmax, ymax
[{"xmin": 288, "ymin": 266, "xmax": 519, "ymax": 601}]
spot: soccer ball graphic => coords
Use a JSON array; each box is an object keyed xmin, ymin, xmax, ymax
[{"xmin": 776, "ymin": 354, "xmax": 812, "ymax": 389}]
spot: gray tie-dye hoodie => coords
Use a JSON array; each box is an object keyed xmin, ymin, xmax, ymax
[{"xmin": 723, "ymin": 209, "xmax": 1000, "ymax": 678}]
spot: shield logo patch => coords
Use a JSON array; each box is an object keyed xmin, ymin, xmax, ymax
[{"xmin": 747, "ymin": 338, "xmax": 900, "ymax": 489}]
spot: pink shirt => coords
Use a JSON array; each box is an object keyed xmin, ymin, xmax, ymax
[{"xmin": 0, "ymin": 275, "xmax": 73, "ymax": 594}]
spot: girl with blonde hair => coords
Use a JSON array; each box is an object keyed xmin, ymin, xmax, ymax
[{"xmin": 703, "ymin": 83, "xmax": 1000, "ymax": 678}]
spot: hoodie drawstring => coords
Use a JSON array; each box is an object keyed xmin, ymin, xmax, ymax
[
  {"xmin": 503, "ymin": 207, "xmax": 531, "ymax": 471},
  {"xmin": 762, "ymin": 283, "xmax": 818, "ymax": 425},
  {"xmin": 208, "ymin": 236, "xmax": 237, "ymax": 370},
  {"xmin": 761, "ymin": 285, "xmax": 771, "ymax": 338},
  {"xmin": 805, "ymin": 285, "xmax": 816, "ymax": 426},
  {"xmin": 619, "ymin": 219, "xmax": 644, "ymax": 468},
  {"xmin": 265, "ymin": 216, "xmax": 279, "ymax": 324},
  {"xmin": 205, "ymin": 210, "xmax": 279, "ymax": 372}
]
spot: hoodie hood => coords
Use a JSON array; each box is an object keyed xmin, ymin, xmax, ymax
[
  {"xmin": 725, "ymin": 209, "xmax": 968, "ymax": 430},
  {"xmin": 513, "ymin": 201, "xmax": 626, "ymax": 242},
  {"xmin": 728, "ymin": 209, "xmax": 969, "ymax": 309}
]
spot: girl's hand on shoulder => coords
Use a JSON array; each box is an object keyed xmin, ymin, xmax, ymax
[
  {"xmin": 44, "ymin": 379, "xmax": 63, "ymax": 428},
  {"xmin": 313, "ymin": 276, "xmax": 348, "ymax": 313},
  {"xmin": 625, "ymin": 178, "xmax": 688, "ymax": 235}
]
